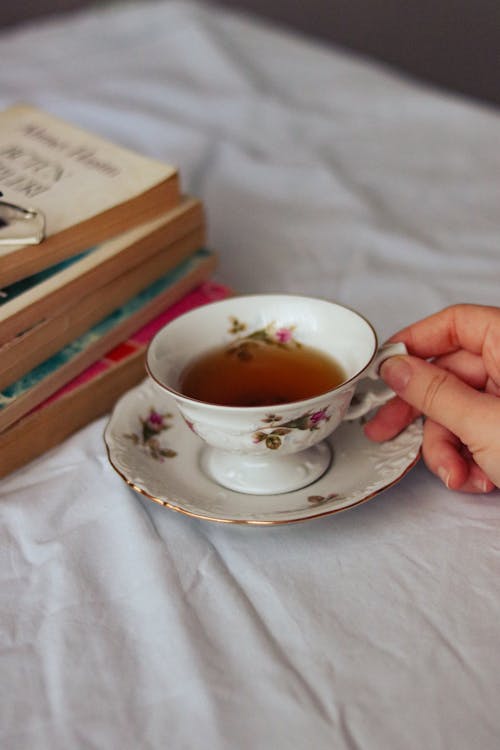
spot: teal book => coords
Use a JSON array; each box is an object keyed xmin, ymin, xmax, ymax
[
  {"xmin": 0, "ymin": 249, "xmax": 91, "ymax": 308},
  {"xmin": 0, "ymin": 247, "xmax": 217, "ymax": 433}
]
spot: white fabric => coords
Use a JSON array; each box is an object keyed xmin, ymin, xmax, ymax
[{"xmin": 1, "ymin": 2, "xmax": 500, "ymax": 748}]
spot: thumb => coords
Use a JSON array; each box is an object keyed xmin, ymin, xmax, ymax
[{"xmin": 379, "ymin": 355, "xmax": 498, "ymax": 447}]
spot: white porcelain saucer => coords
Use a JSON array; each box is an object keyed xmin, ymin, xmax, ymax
[{"xmin": 104, "ymin": 379, "xmax": 423, "ymax": 525}]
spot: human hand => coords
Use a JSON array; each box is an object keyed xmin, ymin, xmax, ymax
[{"xmin": 364, "ymin": 304, "xmax": 500, "ymax": 492}]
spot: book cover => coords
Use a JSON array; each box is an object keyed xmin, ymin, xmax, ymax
[
  {"xmin": 0, "ymin": 103, "xmax": 180, "ymax": 285},
  {"xmin": 0, "ymin": 248, "xmax": 217, "ymax": 433},
  {"xmin": 0, "ymin": 281, "xmax": 232, "ymax": 479},
  {"xmin": 0, "ymin": 196, "xmax": 204, "ymax": 345}
]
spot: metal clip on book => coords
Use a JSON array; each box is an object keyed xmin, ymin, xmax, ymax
[{"xmin": 0, "ymin": 191, "xmax": 46, "ymax": 245}]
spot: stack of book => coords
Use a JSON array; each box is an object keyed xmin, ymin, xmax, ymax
[{"xmin": 0, "ymin": 104, "xmax": 230, "ymax": 478}]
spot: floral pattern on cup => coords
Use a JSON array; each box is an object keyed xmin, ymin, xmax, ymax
[
  {"xmin": 227, "ymin": 317, "xmax": 300, "ymax": 360},
  {"xmin": 124, "ymin": 408, "xmax": 177, "ymax": 461},
  {"xmin": 253, "ymin": 408, "xmax": 331, "ymax": 450}
]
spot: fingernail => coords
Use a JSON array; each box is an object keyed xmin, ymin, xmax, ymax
[
  {"xmin": 472, "ymin": 477, "xmax": 490, "ymax": 493},
  {"xmin": 380, "ymin": 356, "xmax": 412, "ymax": 391},
  {"xmin": 437, "ymin": 466, "xmax": 452, "ymax": 488}
]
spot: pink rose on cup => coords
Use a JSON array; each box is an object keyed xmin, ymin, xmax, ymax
[{"xmin": 274, "ymin": 327, "xmax": 294, "ymax": 344}]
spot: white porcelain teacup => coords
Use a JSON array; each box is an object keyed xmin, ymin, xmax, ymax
[{"xmin": 146, "ymin": 294, "xmax": 405, "ymax": 495}]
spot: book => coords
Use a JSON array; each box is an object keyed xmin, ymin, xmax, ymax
[
  {"xmin": 0, "ymin": 103, "xmax": 180, "ymax": 286},
  {"xmin": 0, "ymin": 281, "xmax": 232, "ymax": 479},
  {"xmin": 0, "ymin": 248, "xmax": 217, "ymax": 433},
  {"xmin": 0, "ymin": 196, "xmax": 204, "ymax": 346},
  {"xmin": 0, "ymin": 224, "xmax": 205, "ymax": 389}
]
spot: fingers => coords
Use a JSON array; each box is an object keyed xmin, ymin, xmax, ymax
[
  {"xmin": 365, "ymin": 303, "xmax": 500, "ymax": 493},
  {"xmin": 435, "ymin": 350, "xmax": 488, "ymax": 390},
  {"xmin": 379, "ymin": 355, "xmax": 499, "ymax": 448},
  {"xmin": 364, "ymin": 348, "xmax": 495, "ymax": 442},
  {"xmin": 389, "ymin": 304, "xmax": 500, "ymax": 360},
  {"xmin": 380, "ymin": 354, "xmax": 500, "ymax": 488},
  {"xmin": 421, "ymin": 419, "xmax": 496, "ymax": 493},
  {"xmin": 436, "ymin": 350, "xmax": 500, "ymax": 396},
  {"xmin": 363, "ymin": 396, "xmax": 419, "ymax": 442},
  {"xmin": 365, "ymin": 398, "xmax": 498, "ymax": 492}
]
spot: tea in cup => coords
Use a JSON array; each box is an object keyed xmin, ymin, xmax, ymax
[{"xmin": 146, "ymin": 294, "xmax": 405, "ymax": 494}]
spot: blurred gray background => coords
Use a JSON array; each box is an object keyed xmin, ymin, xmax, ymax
[{"xmin": 1, "ymin": 0, "xmax": 499, "ymax": 109}]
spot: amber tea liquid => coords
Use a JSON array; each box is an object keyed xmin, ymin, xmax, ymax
[{"xmin": 179, "ymin": 340, "xmax": 346, "ymax": 407}]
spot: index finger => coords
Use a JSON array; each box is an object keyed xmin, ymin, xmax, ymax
[{"xmin": 389, "ymin": 304, "xmax": 500, "ymax": 360}]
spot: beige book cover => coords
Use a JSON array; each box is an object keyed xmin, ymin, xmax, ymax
[{"xmin": 0, "ymin": 103, "xmax": 180, "ymax": 285}]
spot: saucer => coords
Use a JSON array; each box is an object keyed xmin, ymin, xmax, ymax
[{"xmin": 104, "ymin": 379, "xmax": 423, "ymax": 525}]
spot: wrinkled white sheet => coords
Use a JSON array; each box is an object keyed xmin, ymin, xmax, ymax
[{"xmin": 1, "ymin": 2, "xmax": 499, "ymax": 748}]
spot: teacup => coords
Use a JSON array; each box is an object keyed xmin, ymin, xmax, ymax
[{"xmin": 146, "ymin": 294, "xmax": 405, "ymax": 494}]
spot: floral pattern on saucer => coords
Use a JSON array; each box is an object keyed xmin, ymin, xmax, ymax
[
  {"xmin": 124, "ymin": 408, "xmax": 177, "ymax": 461},
  {"xmin": 307, "ymin": 492, "xmax": 341, "ymax": 506}
]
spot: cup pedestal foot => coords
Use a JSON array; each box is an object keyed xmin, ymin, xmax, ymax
[{"xmin": 200, "ymin": 442, "xmax": 332, "ymax": 495}]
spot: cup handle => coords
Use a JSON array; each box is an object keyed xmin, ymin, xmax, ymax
[{"xmin": 343, "ymin": 342, "xmax": 407, "ymax": 421}]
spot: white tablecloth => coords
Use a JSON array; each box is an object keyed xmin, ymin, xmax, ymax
[{"xmin": 1, "ymin": 2, "xmax": 499, "ymax": 748}]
